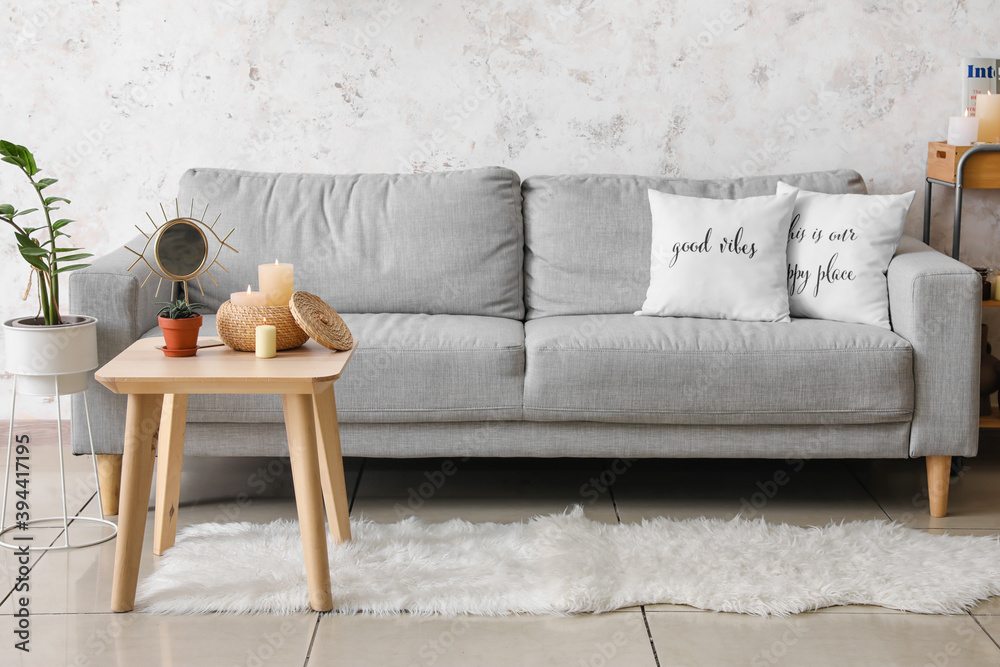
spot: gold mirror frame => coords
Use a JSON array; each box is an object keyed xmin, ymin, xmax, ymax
[
  {"xmin": 126, "ymin": 200, "xmax": 238, "ymax": 301},
  {"xmin": 153, "ymin": 218, "xmax": 209, "ymax": 281}
]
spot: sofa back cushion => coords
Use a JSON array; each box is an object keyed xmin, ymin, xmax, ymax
[
  {"xmin": 521, "ymin": 169, "xmax": 867, "ymax": 319},
  {"xmin": 177, "ymin": 167, "xmax": 525, "ymax": 318}
]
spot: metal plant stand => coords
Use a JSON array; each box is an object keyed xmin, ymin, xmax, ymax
[{"xmin": 0, "ymin": 374, "xmax": 117, "ymax": 551}]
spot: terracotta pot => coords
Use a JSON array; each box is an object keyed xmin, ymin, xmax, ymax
[{"xmin": 159, "ymin": 314, "xmax": 203, "ymax": 357}]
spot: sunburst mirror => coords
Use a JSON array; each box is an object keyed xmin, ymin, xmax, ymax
[{"xmin": 126, "ymin": 200, "xmax": 238, "ymax": 301}]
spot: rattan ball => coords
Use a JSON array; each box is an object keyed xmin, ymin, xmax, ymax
[
  {"xmin": 216, "ymin": 301, "xmax": 309, "ymax": 352},
  {"xmin": 289, "ymin": 291, "xmax": 354, "ymax": 351}
]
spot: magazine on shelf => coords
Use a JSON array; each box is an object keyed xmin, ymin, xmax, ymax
[{"xmin": 962, "ymin": 57, "xmax": 998, "ymax": 116}]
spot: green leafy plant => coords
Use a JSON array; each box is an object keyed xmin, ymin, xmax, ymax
[
  {"xmin": 0, "ymin": 140, "xmax": 92, "ymax": 325},
  {"xmin": 156, "ymin": 299, "xmax": 206, "ymax": 320}
]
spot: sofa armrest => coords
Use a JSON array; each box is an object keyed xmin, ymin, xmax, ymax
[
  {"xmin": 69, "ymin": 240, "xmax": 159, "ymax": 355},
  {"xmin": 69, "ymin": 239, "xmax": 158, "ymax": 454},
  {"xmin": 887, "ymin": 235, "xmax": 981, "ymax": 458}
]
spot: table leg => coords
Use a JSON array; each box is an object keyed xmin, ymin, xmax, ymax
[
  {"xmin": 112, "ymin": 393, "xmax": 163, "ymax": 613},
  {"xmin": 313, "ymin": 383, "xmax": 352, "ymax": 544},
  {"xmin": 282, "ymin": 393, "xmax": 333, "ymax": 612},
  {"xmin": 154, "ymin": 394, "xmax": 188, "ymax": 555}
]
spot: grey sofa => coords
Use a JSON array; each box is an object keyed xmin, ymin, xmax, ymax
[{"xmin": 70, "ymin": 167, "xmax": 981, "ymax": 516}]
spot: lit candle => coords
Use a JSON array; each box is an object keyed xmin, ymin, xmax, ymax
[
  {"xmin": 255, "ymin": 317, "xmax": 276, "ymax": 359},
  {"xmin": 231, "ymin": 285, "xmax": 266, "ymax": 307},
  {"xmin": 258, "ymin": 260, "xmax": 294, "ymax": 306},
  {"xmin": 947, "ymin": 110, "xmax": 980, "ymax": 146},
  {"xmin": 977, "ymin": 91, "xmax": 1000, "ymax": 143}
]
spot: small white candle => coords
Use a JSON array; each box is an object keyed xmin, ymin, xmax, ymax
[
  {"xmin": 231, "ymin": 285, "xmax": 266, "ymax": 307},
  {"xmin": 948, "ymin": 112, "xmax": 980, "ymax": 146},
  {"xmin": 259, "ymin": 260, "xmax": 295, "ymax": 307},
  {"xmin": 255, "ymin": 318, "xmax": 276, "ymax": 359},
  {"xmin": 978, "ymin": 92, "xmax": 1000, "ymax": 143}
]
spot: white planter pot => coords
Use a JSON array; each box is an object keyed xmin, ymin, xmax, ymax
[{"xmin": 3, "ymin": 315, "xmax": 98, "ymax": 396}]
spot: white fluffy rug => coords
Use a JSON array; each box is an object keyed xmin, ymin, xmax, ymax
[{"xmin": 136, "ymin": 507, "xmax": 1000, "ymax": 616}]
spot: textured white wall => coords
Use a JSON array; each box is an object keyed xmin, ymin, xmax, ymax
[{"xmin": 2, "ymin": 0, "xmax": 1000, "ymax": 418}]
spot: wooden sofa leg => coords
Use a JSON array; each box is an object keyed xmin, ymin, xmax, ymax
[
  {"xmin": 926, "ymin": 456, "xmax": 951, "ymax": 518},
  {"xmin": 97, "ymin": 454, "xmax": 123, "ymax": 516}
]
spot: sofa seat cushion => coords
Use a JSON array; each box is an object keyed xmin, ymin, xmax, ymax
[
  {"xmin": 523, "ymin": 315, "xmax": 912, "ymax": 425},
  {"xmin": 142, "ymin": 313, "xmax": 525, "ymax": 423}
]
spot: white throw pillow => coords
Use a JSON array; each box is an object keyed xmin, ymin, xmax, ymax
[
  {"xmin": 637, "ymin": 189, "xmax": 797, "ymax": 322},
  {"xmin": 776, "ymin": 182, "xmax": 915, "ymax": 329}
]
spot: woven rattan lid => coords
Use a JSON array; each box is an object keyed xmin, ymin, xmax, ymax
[{"xmin": 289, "ymin": 291, "xmax": 354, "ymax": 351}]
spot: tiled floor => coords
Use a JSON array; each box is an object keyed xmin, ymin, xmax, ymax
[{"xmin": 1, "ymin": 424, "xmax": 1000, "ymax": 666}]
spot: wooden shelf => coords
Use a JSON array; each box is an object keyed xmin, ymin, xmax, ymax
[
  {"xmin": 927, "ymin": 142, "xmax": 1000, "ymax": 189},
  {"xmin": 984, "ymin": 300, "xmax": 1000, "ymax": 308},
  {"xmin": 981, "ymin": 407, "xmax": 1000, "ymax": 429}
]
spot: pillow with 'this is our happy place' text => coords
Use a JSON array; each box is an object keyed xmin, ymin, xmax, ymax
[{"xmin": 776, "ymin": 181, "xmax": 914, "ymax": 329}]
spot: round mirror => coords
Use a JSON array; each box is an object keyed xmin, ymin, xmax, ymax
[{"xmin": 154, "ymin": 219, "xmax": 208, "ymax": 280}]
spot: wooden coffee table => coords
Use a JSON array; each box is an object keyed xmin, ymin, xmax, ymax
[{"xmin": 95, "ymin": 337, "xmax": 356, "ymax": 612}]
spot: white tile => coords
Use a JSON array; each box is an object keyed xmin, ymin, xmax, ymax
[
  {"xmin": 0, "ymin": 438, "xmax": 100, "ymax": 524},
  {"xmin": 978, "ymin": 615, "xmax": 1000, "ymax": 648},
  {"xmin": 0, "ymin": 451, "xmax": 359, "ymax": 615},
  {"xmin": 0, "ymin": 497, "xmax": 301, "ymax": 615},
  {"xmin": 0, "ymin": 438, "xmax": 104, "ymax": 599},
  {"xmin": 851, "ymin": 455, "xmax": 1000, "ymax": 530},
  {"xmin": 311, "ymin": 611, "xmax": 655, "ymax": 666},
  {"xmin": 647, "ymin": 608, "xmax": 1000, "ymax": 665},
  {"xmin": 0, "ymin": 611, "xmax": 316, "ymax": 667},
  {"xmin": 975, "ymin": 597, "xmax": 1000, "ymax": 617}
]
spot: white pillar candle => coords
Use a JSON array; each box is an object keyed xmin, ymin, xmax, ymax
[
  {"xmin": 231, "ymin": 285, "xmax": 266, "ymax": 306},
  {"xmin": 948, "ymin": 114, "xmax": 980, "ymax": 146},
  {"xmin": 255, "ymin": 319, "xmax": 276, "ymax": 358},
  {"xmin": 259, "ymin": 260, "xmax": 295, "ymax": 306},
  {"xmin": 977, "ymin": 92, "xmax": 1000, "ymax": 143}
]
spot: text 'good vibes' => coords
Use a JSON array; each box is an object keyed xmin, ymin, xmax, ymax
[{"xmin": 668, "ymin": 228, "xmax": 758, "ymax": 268}]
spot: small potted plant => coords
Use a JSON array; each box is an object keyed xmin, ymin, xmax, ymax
[
  {"xmin": 156, "ymin": 299, "xmax": 206, "ymax": 357},
  {"xmin": 1, "ymin": 141, "xmax": 97, "ymax": 395}
]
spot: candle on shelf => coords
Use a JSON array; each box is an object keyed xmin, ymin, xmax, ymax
[
  {"xmin": 977, "ymin": 91, "xmax": 1000, "ymax": 144},
  {"xmin": 255, "ymin": 317, "xmax": 276, "ymax": 359},
  {"xmin": 259, "ymin": 260, "xmax": 294, "ymax": 306},
  {"xmin": 947, "ymin": 110, "xmax": 980, "ymax": 146},
  {"xmin": 231, "ymin": 285, "xmax": 266, "ymax": 307}
]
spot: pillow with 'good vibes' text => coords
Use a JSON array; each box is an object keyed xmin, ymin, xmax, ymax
[
  {"xmin": 637, "ymin": 189, "xmax": 797, "ymax": 322},
  {"xmin": 776, "ymin": 182, "xmax": 915, "ymax": 329}
]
